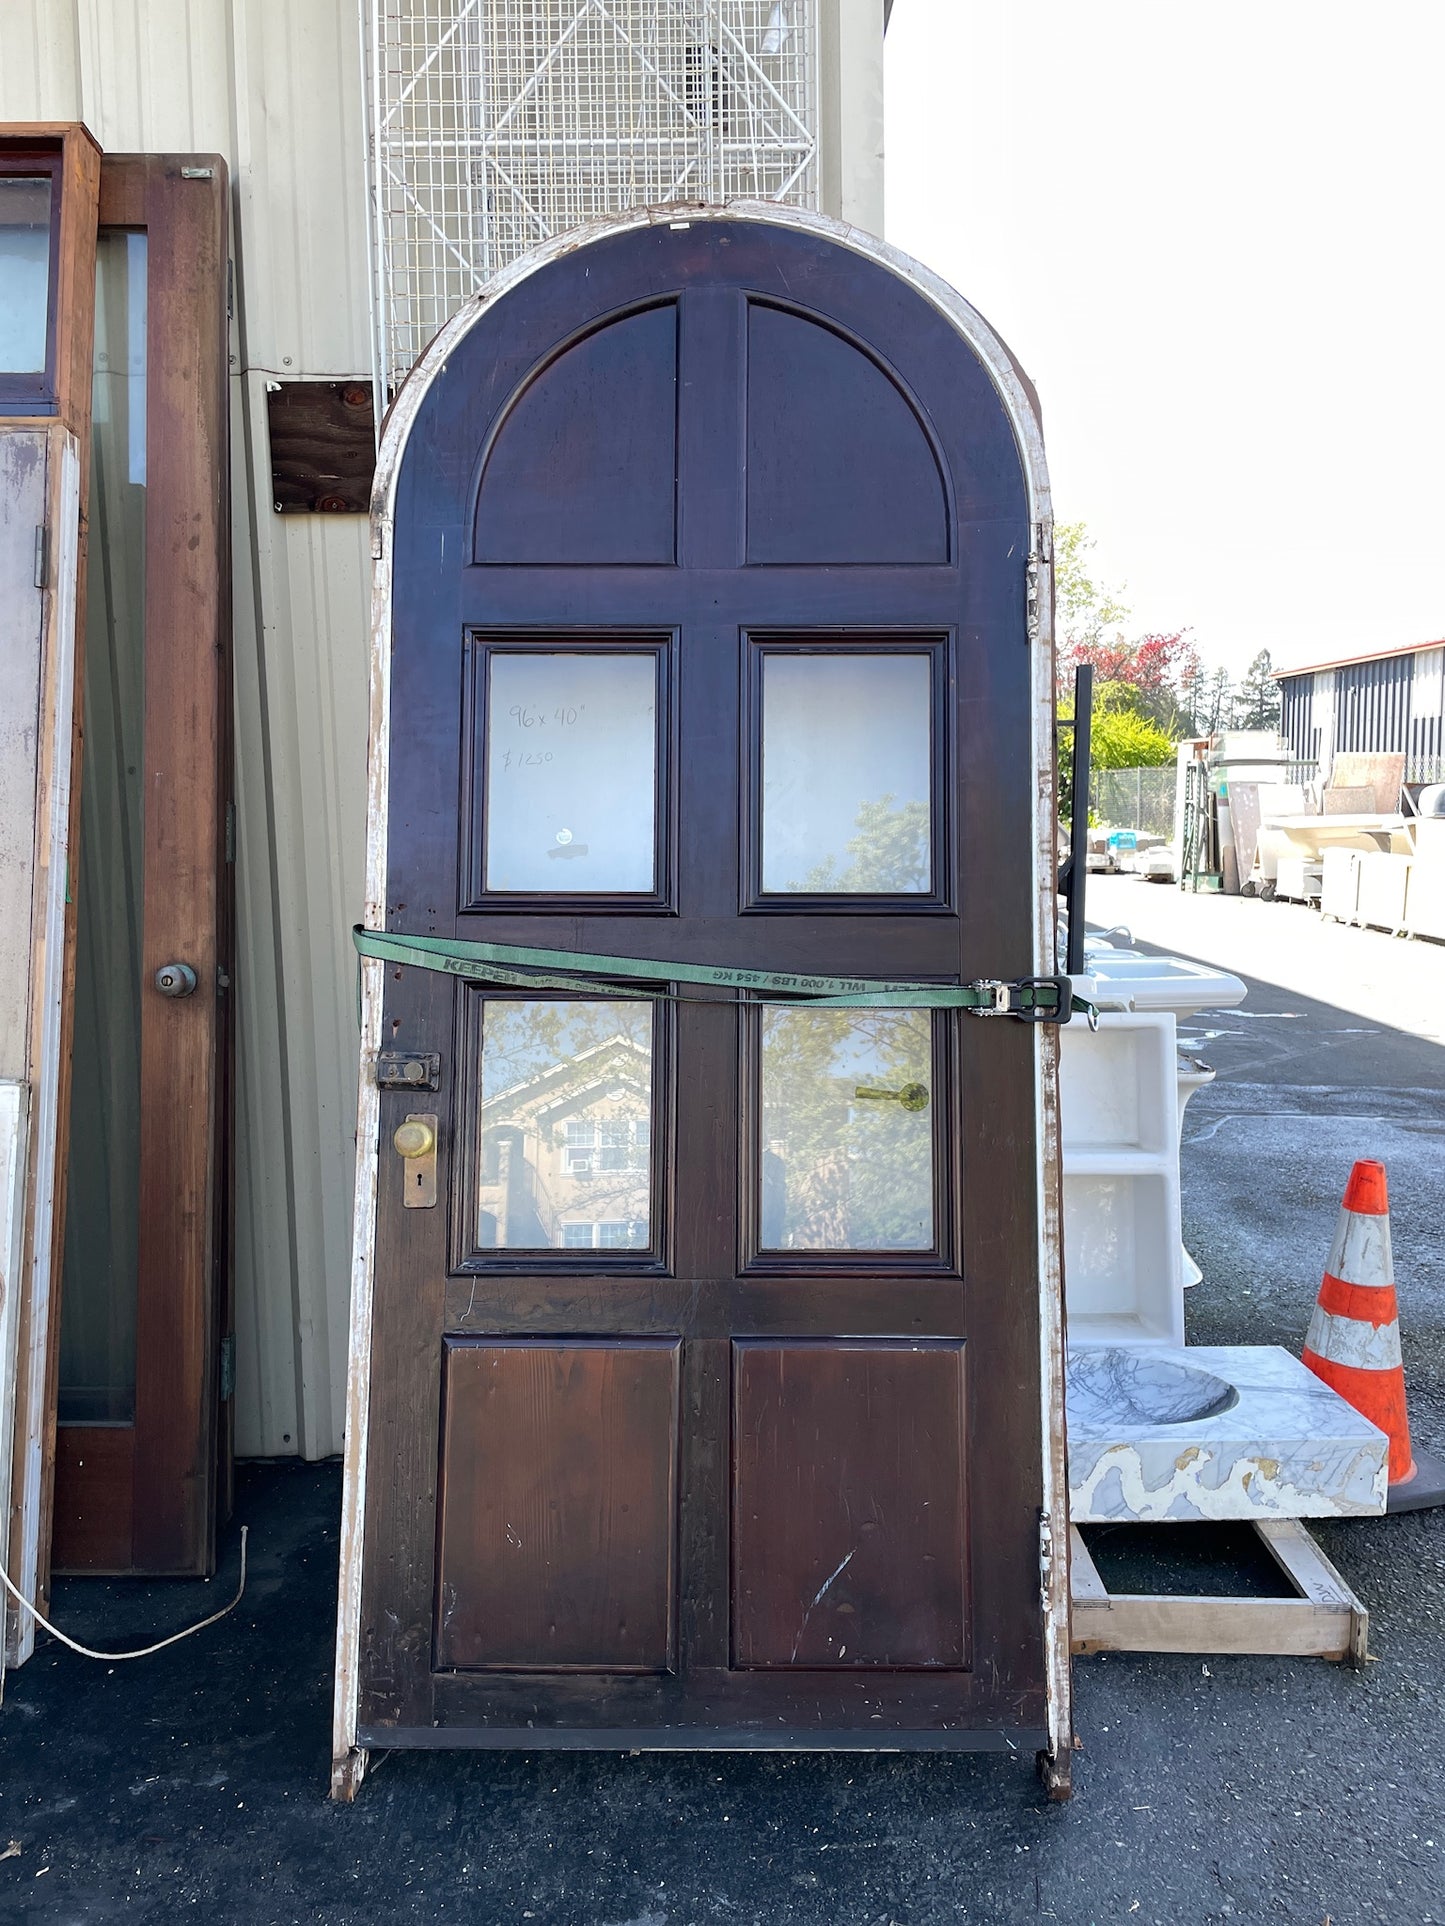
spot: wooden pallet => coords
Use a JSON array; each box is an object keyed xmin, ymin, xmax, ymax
[{"xmin": 1070, "ymin": 1521, "xmax": 1368, "ymax": 1664}]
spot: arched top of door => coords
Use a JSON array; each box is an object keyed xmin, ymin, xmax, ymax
[{"xmin": 372, "ymin": 201, "xmax": 1050, "ymax": 561}]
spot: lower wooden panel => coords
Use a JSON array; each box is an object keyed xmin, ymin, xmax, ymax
[
  {"xmin": 435, "ymin": 1338, "xmax": 680, "ymax": 1671},
  {"xmin": 51, "ymin": 1424, "xmax": 134, "ymax": 1572},
  {"xmin": 731, "ymin": 1339, "xmax": 968, "ymax": 1669},
  {"xmin": 420, "ymin": 1658, "xmax": 1032, "ymax": 1741}
]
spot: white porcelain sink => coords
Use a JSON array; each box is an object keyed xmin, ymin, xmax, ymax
[{"xmin": 1083, "ymin": 953, "xmax": 1246, "ymax": 1016}]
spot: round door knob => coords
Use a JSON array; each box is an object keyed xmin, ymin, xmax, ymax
[
  {"xmin": 393, "ymin": 1118, "xmax": 436, "ymax": 1159},
  {"xmin": 154, "ymin": 962, "xmax": 198, "ymax": 998}
]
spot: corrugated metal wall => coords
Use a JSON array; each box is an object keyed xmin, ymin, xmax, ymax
[
  {"xmin": 2, "ymin": 0, "xmax": 372, "ymax": 1456},
  {"xmin": 1279, "ymin": 648, "xmax": 1445, "ymax": 786},
  {"xmin": 1334, "ymin": 651, "xmax": 1413, "ymax": 759},
  {"xmin": 4, "ymin": 0, "xmax": 886, "ymax": 1459},
  {"xmin": 1409, "ymin": 647, "xmax": 1444, "ymax": 780},
  {"xmin": 1278, "ymin": 674, "xmax": 1315, "ymax": 765}
]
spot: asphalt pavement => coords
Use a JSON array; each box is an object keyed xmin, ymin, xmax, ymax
[{"xmin": 0, "ymin": 880, "xmax": 1441, "ymax": 1925}]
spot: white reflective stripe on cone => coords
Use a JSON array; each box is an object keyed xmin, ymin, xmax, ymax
[
  {"xmin": 1325, "ymin": 1208, "xmax": 1393, "ymax": 1289},
  {"xmin": 1304, "ymin": 1305, "xmax": 1404, "ymax": 1371}
]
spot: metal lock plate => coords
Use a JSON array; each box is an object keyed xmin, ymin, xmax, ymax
[
  {"xmin": 376, "ymin": 1050, "xmax": 441, "ymax": 1092},
  {"xmin": 395, "ymin": 1112, "xmax": 438, "ymax": 1210}
]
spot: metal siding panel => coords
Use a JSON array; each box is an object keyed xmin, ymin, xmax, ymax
[
  {"xmin": 229, "ymin": 0, "xmax": 373, "ymax": 374},
  {"xmin": 0, "ymin": 3, "xmax": 82, "ymax": 119},
  {"xmin": 230, "ymin": 371, "xmax": 368, "ymax": 1461},
  {"xmin": 1279, "ymin": 674, "xmax": 1312, "ymax": 762}
]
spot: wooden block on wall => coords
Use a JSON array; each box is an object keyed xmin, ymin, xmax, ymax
[{"xmin": 265, "ymin": 380, "xmax": 376, "ymax": 513}]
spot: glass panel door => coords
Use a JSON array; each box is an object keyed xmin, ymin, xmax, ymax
[{"xmin": 58, "ymin": 230, "xmax": 147, "ymax": 1424}]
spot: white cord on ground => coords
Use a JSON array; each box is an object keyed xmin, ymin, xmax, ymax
[{"xmin": 0, "ymin": 1526, "xmax": 248, "ymax": 1661}]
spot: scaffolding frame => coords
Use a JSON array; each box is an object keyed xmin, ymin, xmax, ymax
[{"xmin": 361, "ymin": 0, "xmax": 821, "ymax": 402}]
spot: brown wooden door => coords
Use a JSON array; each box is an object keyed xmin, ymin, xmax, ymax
[
  {"xmin": 346, "ymin": 213, "xmax": 1058, "ymax": 1756},
  {"xmin": 51, "ymin": 155, "xmax": 232, "ymax": 1575}
]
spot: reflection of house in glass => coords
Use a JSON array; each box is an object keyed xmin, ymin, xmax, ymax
[{"xmin": 476, "ymin": 1001, "xmax": 652, "ymax": 1251}]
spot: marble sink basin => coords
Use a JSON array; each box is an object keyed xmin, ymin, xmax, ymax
[
  {"xmin": 1068, "ymin": 1347, "xmax": 1238, "ymax": 1429},
  {"xmin": 1066, "ymin": 1343, "xmax": 1388, "ymax": 1522}
]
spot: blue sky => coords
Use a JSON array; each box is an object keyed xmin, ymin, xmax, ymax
[{"xmin": 885, "ymin": 1, "xmax": 1445, "ymax": 674}]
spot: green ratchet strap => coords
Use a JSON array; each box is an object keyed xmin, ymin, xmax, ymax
[{"xmin": 352, "ymin": 926, "xmax": 1094, "ymax": 1023}]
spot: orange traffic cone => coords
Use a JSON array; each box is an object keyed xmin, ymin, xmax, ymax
[{"xmin": 1302, "ymin": 1160, "xmax": 1445, "ymax": 1513}]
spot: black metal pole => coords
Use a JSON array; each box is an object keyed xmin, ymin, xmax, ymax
[{"xmin": 1065, "ymin": 664, "xmax": 1093, "ymax": 977}]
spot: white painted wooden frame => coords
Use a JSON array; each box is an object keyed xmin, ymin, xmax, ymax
[
  {"xmin": 331, "ymin": 201, "xmax": 1068, "ymax": 1796},
  {"xmin": 2, "ymin": 429, "xmax": 82, "ymax": 1671}
]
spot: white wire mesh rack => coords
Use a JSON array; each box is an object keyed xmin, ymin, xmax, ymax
[{"xmin": 362, "ymin": 0, "xmax": 821, "ymax": 399}]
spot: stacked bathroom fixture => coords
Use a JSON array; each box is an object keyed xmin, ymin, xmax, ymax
[{"xmin": 1061, "ymin": 941, "xmax": 1389, "ymax": 1525}]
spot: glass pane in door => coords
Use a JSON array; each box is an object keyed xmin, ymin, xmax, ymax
[
  {"xmin": 485, "ymin": 651, "xmax": 658, "ymax": 891},
  {"xmin": 476, "ymin": 999, "xmax": 654, "ymax": 1251},
  {"xmin": 0, "ymin": 175, "xmax": 52, "ymax": 372},
  {"xmin": 59, "ymin": 231, "xmax": 148, "ymax": 1423},
  {"xmin": 759, "ymin": 1007, "xmax": 934, "ymax": 1251},
  {"xmin": 761, "ymin": 652, "xmax": 932, "ymax": 893}
]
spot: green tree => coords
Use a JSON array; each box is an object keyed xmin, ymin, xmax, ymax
[
  {"xmin": 1235, "ymin": 649, "xmax": 1281, "ymax": 730},
  {"xmin": 797, "ymin": 796, "xmax": 930, "ymax": 893},
  {"xmin": 1088, "ymin": 700, "xmax": 1177, "ymax": 770},
  {"xmin": 1057, "ymin": 681, "xmax": 1174, "ymax": 822},
  {"xmin": 1054, "ymin": 521, "xmax": 1131, "ymax": 650}
]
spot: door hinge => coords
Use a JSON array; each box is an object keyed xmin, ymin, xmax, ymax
[
  {"xmin": 1026, "ymin": 520, "xmax": 1052, "ymax": 644},
  {"xmin": 1039, "ymin": 1512, "xmax": 1055, "ymax": 1602},
  {"xmin": 219, "ymin": 1332, "xmax": 236, "ymax": 1401},
  {"xmin": 34, "ymin": 525, "xmax": 47, "ymax": 590}
]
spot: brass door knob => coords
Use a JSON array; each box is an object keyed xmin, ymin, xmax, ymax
[
  {"xmin": 393, "ymin": 1118, "xmax": 436, "ymax": 1158},
  {"xmin": 854, "ymin": 1081, "xmax": 930, "ymax": 1112}
]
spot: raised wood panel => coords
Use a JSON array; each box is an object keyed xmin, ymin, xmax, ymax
[
  {"xmin": 744, "ymin": 302, "xmax": 948, "ymax": 565},
  {"xmin": 473, "ymin": 302, "xmax": 678, "ymax": 565},
  {"xmin": 731, "ymin": 1339, "xmax": 968, "ymax": 1669},
  {"xmin": 436, "ymin": 1338, "xmax": 680, "ymax": 1672},
  {"xmin": 51, "ymin": 1423, "xmax": 133, "ymax": 1572}
]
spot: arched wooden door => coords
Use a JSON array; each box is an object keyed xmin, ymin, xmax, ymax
[{"xmin": 334, "ymin": 208, "xmax": 1068, "ymax": 1788}]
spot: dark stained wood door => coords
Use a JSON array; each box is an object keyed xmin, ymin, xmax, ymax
[
  {"xmin": 51, "ymin": 154, "xmax": 233, "ymax": 1575},
  {"xmin": 354, "ymin": 215, "xmax": 1053, "ymax": 1752}
]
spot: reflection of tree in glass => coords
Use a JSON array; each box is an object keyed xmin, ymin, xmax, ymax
[
  {"xmin": 793, "ymin": 794, "xmax": 930, "ymax": 893},
  {"xmin": 761, "ymin": 1008, "xmax": 932, "ymax": 1250}
]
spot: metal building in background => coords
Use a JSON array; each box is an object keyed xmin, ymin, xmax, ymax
[
  {"xmin": 1276, "ymin": 639, "xmax": 1445, "ymax": 785},
  {"xmin": 364, "ymin": 0, "xmax": 821, "ymax": 397}
]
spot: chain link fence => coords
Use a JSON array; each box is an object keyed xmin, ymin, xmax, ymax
[{"xmin": 1090, "ymin": 765, "xmax": 1176, "ymax": 837}]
